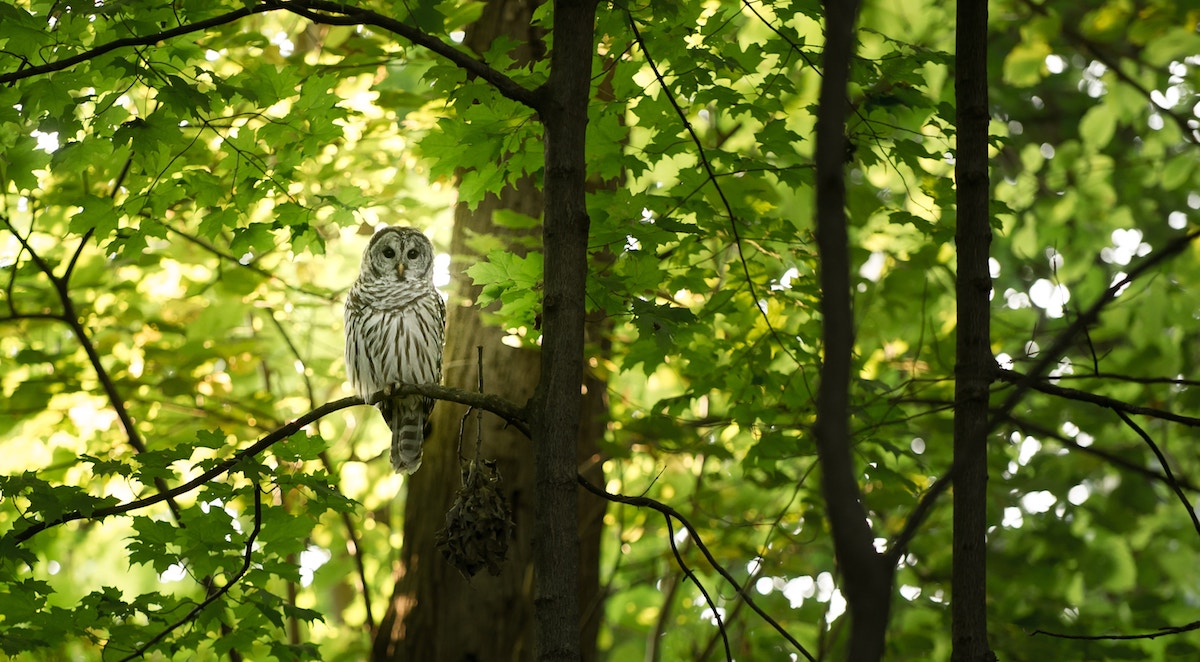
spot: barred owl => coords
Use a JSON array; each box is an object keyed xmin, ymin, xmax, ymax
[{"xmin": 345, "ymin": 226, "xmax": 446, "ymax": 474}]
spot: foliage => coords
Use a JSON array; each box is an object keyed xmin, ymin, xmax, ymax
[{"xmin": 2, "ymin": 0, "xmax": 1200, "ymax": 659}]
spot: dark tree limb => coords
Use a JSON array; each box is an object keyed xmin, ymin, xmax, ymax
[
  {"xmin": 952, "ymin": 0, "xmax": 995, "ymax": 658},
  {"xmin": 0, "ymin": 1, "xmax": 539, "ymax": 110},
  {"xmin": 10, "ymin": 384, "xmax": 527, "ymax": 544},
  {"xmin": 892, "ymin": 228, "xmax": 1200, "ymax": 563},
  {"xmin": 813, "ymin": 1, "xmax": 892, "ymax": 659},
  {"xmin": 576, "ymin": 475, "xmax": 815, "ymax": 662},
  {"xmin": 272, "ymin": 0, "xmax": 542, "ymax": 109},
  {"xmin": 1033, "ymin": 619, "xmax": 1200, "ymax": 641},
  {"xmin": 990, "ymin": 228, "xmax": 1200, "ymax": 428},
  {"xmin": 1, "ymin": 215, "xmax": 184, "ymax": 522},
  {"xmin": 1002, "ymin": 414, "xmax": 1200, "ymax": 494},
  {"xmin": 116, "ymin": 485, "xmax": 264, "ymax": 662},
  {"xmin": 662, "ymin": 514, "xmax": 731, "ymax": 662},
  {"xmin": 1111, "ymin": 409, "xmax": 1200, "ymax": 539},
  {"xmin": 997, "ymin": 369, "xmax": 1200, "ymax": 428}
]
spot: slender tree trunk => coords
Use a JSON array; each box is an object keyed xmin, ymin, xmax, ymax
[
  {"xmin": 951, "ymin": 0, "xmax": 995, "ymax": 660},
  {"xmin": 813, "ymin": 1, "xmax": 893, "ymax": 660},
  {"xmin": 374, "ymin": 2, "xmax": 604, "ymax": 660},
  {"xmin": 531, "ymin": 0, "xmax": 599, "ymax": 658}
]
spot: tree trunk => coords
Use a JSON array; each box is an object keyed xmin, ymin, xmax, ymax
[
  {"xmin": 531, "ymin": 1, "xmax": 599, "ymax": 659},
  {"xmin": 373, "ymin": 2, "xmax": 604, "ymax": 660},
  {"xmin": 951, "ymin": 0, "xmax": 995, "ymax": 660},
  {"xmin": 813, "ymin": 1, "xmax": 893, "ymax": 659}
]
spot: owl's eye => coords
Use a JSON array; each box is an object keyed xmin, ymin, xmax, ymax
[
  {"xmin": 407, "ymin": 248, "xmax": 420, "ymax": 260},
  {"xmin": 382, "ymin": 247, "xmax": 396, "ymax": 259}
]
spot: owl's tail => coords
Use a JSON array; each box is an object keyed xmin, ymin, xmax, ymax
[{"xmin": 391, "ymin": 416, "xmax": 424, "ymax": 475}]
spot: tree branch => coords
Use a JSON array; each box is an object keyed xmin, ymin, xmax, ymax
[
  {"xmin": 576, "ymin": 474, "xmax": 816, "ymax": 662},
  {"xmin": 990, "ymin": 228, "xmax": 1200, "ymax": 429},
  {"xmin": 813, "ymin": 1, "xmax": 893, "ymax": 658},
  {"xmin": 0, "ymin": 6, "xmax": 263, "ymax": 85},
  {"xmin": 274, "ymin": 0, "xmax": 541, "ymax": 109},
  {"xmin": 997, "ymin": 369, "xmax": 1200, "ymax": 428},
  {"xmin": 1003, "ymin": 414, "xmax": 1200, "ymax": 493},
  {"xmin": 0, "ymin": 1, "xmax": 539, "ymax": 110},
  {"xmin": 10, "ymin": 384, "xmax": 527, "ymax": 544},
  {"xmin": 662, "ymin": 514, "xmax": 731, "ymax": 662},
  {"xmin": 2, "ymin": 215, "xmax": 184, "ymax": 522},
  {"xmin": 1033, "ymin": 619, "xmax": 1200, "ymax": 641},
  {"xmin": 1111, "ymin": 409, "xmax": 1200, "ymax": 539},
  {"xmin": 116, "ymin": 485, "xmax": 264, "ymax": 662},
  {"xmin": 625, "ymin": 11, "xmax": 803, "ymax": 372}
]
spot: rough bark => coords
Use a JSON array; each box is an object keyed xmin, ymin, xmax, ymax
[
  {"xmin": 530, "ymin": 1, "xmax": 599, "ymax": 659},
  {"xmin": 373, "ymin": 188, "xmax": 543, "ymax": 662},
  {"xmin": 373, "ymin": 2, "xmax": 604, "ymax": 660},
  {"xmin": 813, "ymin": 1, "xmax": 893, "ymax": 660},
  {"xmin": 951, "ymin": 0, "xmax": 995, "ymax": 660}
]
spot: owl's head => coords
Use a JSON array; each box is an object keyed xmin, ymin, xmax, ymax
[{"xmin": 360, "ymin": 226, "xmax": 435, "ymax": 283}]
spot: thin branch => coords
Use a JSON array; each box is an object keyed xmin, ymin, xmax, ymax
[
  {"xmin": 0, "ymin": 7, "xmax": 263, "ymax": 85},
  {"xmin": 317, "ymin": 451, "xmax": 376, "ymax": 633},
  {"xmin": 2, "ymin": 215, "xmax": 183, "ymax": 522},
  {"xmin": 1111, "ymin": 409, "xmax": 1200, "ymax": 539},
  {"xmin": 625, "ymin": 11, "xmax": 805, "ymax": 377},
  {"xmin": 1, "ymin": 2, "xmax": 537, "ymax": 110},
  {"xmin": 264, "ymin": 306, "xmax": 317, "ymax": 404},
  {"xmin": 160, "ymin": 222, "xmax": 339, "ymax": 302},
  {"xmin": 273, "ymin": 0, "xmax": 541, "ymax": 109},
  {"xmin": 577, "ymin": 474, "xmax": 816, "ymax": 662},
  {"xmin": 663, "ymin": 514, "xmax": 731, "ymax": 662},
  {"xmin": 1033, "ymin": 620, "xmax": 1200, "ymax": 641},
  {"xmin": 11, "ymin": 384, "xmax": 527, "ymax": 544},
  {"xmin": 1049, "ymin": 372, "xmax": 1200, "ymax": 388},
  {"xmin": 1018, "ymin": 0, "xmax": 1199, "ymax": 144},
  {"xmin": 1004, "ymin": 414, "xmax": 1200, "ymax": 494},
  {"xmin": 990, "ymin": 229, "xmax": 1200, "ymax": 429},
  {"xmin": 997, "ymin": 369, "xmax": 1200, "ymax": 428},
  {"xmin": 885, "ymin": 469, "xmax": 954, "ymax": 566},
  {"xmin": 62, "ymin": 155, "xmax": 132, "ymax": 285},
  {"xmin": 117, "ymin": 485, "xmax": 264, "ymax": 662}
]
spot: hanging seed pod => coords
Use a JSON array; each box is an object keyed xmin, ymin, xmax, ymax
[{"xmin": 435, "ymin": 458, "xmax": 514, "ymax": 578}]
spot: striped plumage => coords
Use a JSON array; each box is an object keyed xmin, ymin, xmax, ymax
[{"xmin": 344, "ymin": 226, "xmax": 446, "ymax": 474}]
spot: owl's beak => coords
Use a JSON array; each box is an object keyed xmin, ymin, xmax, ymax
[{"xmin": 396, "ymin": 263, "xmax": 406, "ymax": 278}]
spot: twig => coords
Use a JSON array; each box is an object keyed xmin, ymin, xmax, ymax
[
  {"xmin": 1, "ymin": 215, "xmax": 184, "ymax": 522},
  {"xmin": 1004, "ymin": 414, "xmax": 1200, "ymax": 493},
  {"xmin": 317, "ymin": 451, "xmax": 375, "ymax": 633},
  {"xmin": 273, "ymin": 0, "xmax": 540, "ymax": 109},
  {"xmin": 0, "ymin": 7, "xmax": 264, "ymax": 85},
  {"xmin": 576, "ymin": 474, "xmax": 815, "ymax": 662},
  {"xmin": 888, "ymin": 231, "xmax": 1200, "ymax": 564},
  {"xmin": 990, "ymin": 229, "xmax": 1200, "ymax": 429},
  {"xmin": 161, "ymin": 222, "xmax": 339, "ymax": 302},
  {"xmin": 1033, "ymin": 619, "xmax": 1200, "ymax": 641},
  {"xmin": 624, "ymin": 11, "xmax": 806, "ymax": 381},
  {"xmin": 117, "ymin": 484, "xmax": 264, "ymax": 662},
  {"xmin": 1111, "ymin": 409, "xmax": 1200, "ymax": 539},
  {"xmin": 997, "ymin": 369, "xmax": 1200, "ymax": 428},
  {"xmin": 0, "ymin": 1, "xmax": 539, "ymax": 110},
  {"xmin": 663, "ymin": 514, "xmax": 731, "ymax": 662},
  {"xmin": 475, "ymin": 346, "xmax": 484, "ymax": 459}
]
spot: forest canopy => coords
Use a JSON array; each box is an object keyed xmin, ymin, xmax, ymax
[{"xmin": 2, "ymin": 0, "xmax": 1200, "ymax": 660}]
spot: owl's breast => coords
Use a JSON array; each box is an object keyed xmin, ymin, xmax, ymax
[{"xmin": 345, "ymin": 288, "xmax": 444, "ymax": 399}]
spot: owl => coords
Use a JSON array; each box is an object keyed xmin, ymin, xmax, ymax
[{"xmin": 344, "ymin": 226, "xmax": 446, "ymax": 474}]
